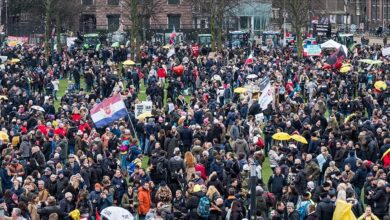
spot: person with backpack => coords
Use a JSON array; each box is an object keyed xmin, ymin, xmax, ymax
[
  {"xmin": 296, "ymin": 191, "xmax": 315, "ymax": 220},
  {"xmin": 186, "ymin": 184, "xmax": 210, "ymax": 220},
  {"xmin": 255, "ymin": 186, "xmax": 269, "ymax": 220}
]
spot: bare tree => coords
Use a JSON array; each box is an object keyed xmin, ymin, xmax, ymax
[{"xmin": 122, "ymin": 0, "xmax": 164, "ymax": 61}]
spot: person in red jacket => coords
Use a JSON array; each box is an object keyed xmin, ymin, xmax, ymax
[
  {"xmin": 138, "ymin": 181, "xmax": 152, "ymax": 217},
  {"xmin": 157, "ymin": 65, "xmax": 167, "ymax": 86},
  {"xmin": 54, "ymin": 123, "xmax": 67, "ymax": 136}
]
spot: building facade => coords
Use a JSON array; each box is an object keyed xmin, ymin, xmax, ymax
[{"xmin": 366, "ymin": 0, "xmax": 390, "ymax": 31}]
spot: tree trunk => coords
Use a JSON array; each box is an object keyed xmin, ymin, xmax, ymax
[
  {"xmin": 296, "ymin": 28, "xmax": 303, "ymax": 59},
  {"xmin": 44, "ymin": 0, "xmax": 52, "ymax": 59},
  {"xmin": 56, "ymin": 11, "xmax": 62, "ymax": 55},
  {"xmin": 130, "ymin": 0, "xmax": 140, "ymax": 61}
]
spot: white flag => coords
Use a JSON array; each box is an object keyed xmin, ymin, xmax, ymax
[{"xmin": 258, "ymin": 83, "xmax": 273, "ymax": 110}]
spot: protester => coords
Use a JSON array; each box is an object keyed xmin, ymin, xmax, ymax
[{"xmin": 0, "ymin": 34, "xmax": 388, "ymax": 220}]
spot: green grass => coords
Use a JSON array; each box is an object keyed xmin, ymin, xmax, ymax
[{"xmin": 55, "ymin": 75, "xmax": 273, "ymax": 183}]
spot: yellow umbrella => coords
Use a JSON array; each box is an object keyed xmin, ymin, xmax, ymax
[
  {"xmin": 123, "ymin": 60, "xmax": 135, "ymax": 65},
  {"xmin": 0, "ymin": 131, "xmax": 9, "ymax": 142},
  {"xmin": 7, "ymin": 41, "xmax": 17, "ymax": 47},
  {"xmin": 0, "ymin": 95, "xmax": 8, "ymax": 100},
  {"xmin": 344, "ymin": 113, "xmax": 356, "ymax": 123},
  {"xmin": 381, "ymin": 148, "xmax": 390, "ymax": 160},
  {"xmin": 162, "ymin": 44, "xmax": 171, "ymax": 49},
  {"xmin": 339, "ymin": 66, "xmax": 351, "ymax": 73},
  {"xmin": 11, "ymin": 58, "xmax": 20, "ymax": 64},
  {"xmin": 272, "ymin": 132, "xmax": 291, "ymax": 141},
  {"xmin": 234, "ymin": 87, "xmax": 247, "ymax": 94},
  {"xmin": 290, "ymin": 134, "xmax": 308, "ymax": 144},
  {"xmin": 374, "ymin": 81, "xmax": 387, "ymax": 90},
  {"xmin": 137, "ymin": 112, "xmax": 153, "ymax": 120}
]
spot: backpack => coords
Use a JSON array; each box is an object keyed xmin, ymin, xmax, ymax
[
  {"xmin": 265, "ymin": 192, "xmax": 276, "ymax": 207},
  {"xmin": 256, "ymin": 195, "xmax": 268, "ymax": 211},
  {"xmin": 197, "ymin": 196, "xmax": 211, "ymax": 218},
  {"xmin": 297, "ymin": 200, "xmax": 312, "ymax": 220},
  {"xmin": 156, "ymin": 160, "xmax": 168, "ymax": 180}
]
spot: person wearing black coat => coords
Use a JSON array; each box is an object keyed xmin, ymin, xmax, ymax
[
  {"xmin": 179, "ymin": 125, "xmax": 193, "ymax": 152},
  {"xmin": 293, "ymin": 166, "xmax": 307, "ymax": 195},
  {"xmin": 186, "ymin": 190, "xmax": 204, "ymax": 220},
  {"xmin": 350, "ymin": 160, "xmax": 367, "ymax": 197},
  {"xmin": 268, "ymin": 167, "xmax": 287, "ymax": 200},
  {"xmin": 315, "ymin": 193, "xmax": 335, "ymax": 220},
  {"xmin": 37, "ymin": 196, "xmax": 67, "ymax": 220},
  {"xmin": 80, "ymin": 159, "xmax": 92, "ymax": 190},
  {"xmin": 59, "ymin": 192, "xmax": 76, "ymax": 217},
  {"xmin": 56, "ymin": 172, "xmax": 69, "ymax": 200},
  {"xmin": 368, "ymin": 180, "xmax": 388, "ymax": 219}
]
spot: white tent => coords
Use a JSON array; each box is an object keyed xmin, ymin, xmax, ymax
[
  {"xmin": 320, "ymin": 39, "xmax": 341, "ymax": 49},
  {"xmin": 321, "ymin": 39, "xmax": 348, "ymax": 57}
]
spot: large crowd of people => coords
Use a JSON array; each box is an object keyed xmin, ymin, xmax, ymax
[{"xmin": 0, "ymin": 36, "xmax": 388, "ymax": 220}]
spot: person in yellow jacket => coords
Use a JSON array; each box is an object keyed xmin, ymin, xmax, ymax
[{"xmin": 357, "ymin": 206, "xmax": 379, "ymax": 220}]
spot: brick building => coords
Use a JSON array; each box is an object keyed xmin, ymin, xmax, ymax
[
  {"xmin": 366, "ymin": 0, "xmax": 390, "ymax": 30},
  {"xmin": 78, "ymin": 0, "xmax": 193, "ymax": 33}
]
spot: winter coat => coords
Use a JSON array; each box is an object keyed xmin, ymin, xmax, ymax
[
  {"xmin": 59, "ymin": 198, "xmax": 75, "ymax": 215},
  {"xmin": 19, "ymin": 140, "xmax": 31, "ymax": 158},
  {"xmin": 138, "ymin": 186, "xmax": 152, "ymax": 215},
  {"xmin": 293, "ymin": 170, "xmax": 307, "ymax": 195},
  {"xmin": 121, "ymin": 192, "xmax": 135, "ymax": 213},
  {"xmin": 267, "ymin": 174, "xmax": 287, "ymax": 195},
  {"xmin": 304, "ymin": 160, "xmax": 320, "ymax": 181},
  {"xmin": 351, "ymin": 167, "xmax": 367, "ymax": 189},
  {"xmin": 37, "ymin": 205, "xmax": 66, "ymax": 220},
  {"xmin": 186, "ymin": 191, "xmax": 204, "ymax": 220},
  {"xmin": 315, "ymin": 198, "xmax": 335, "ymax": 220},
  {"xmin": 233, "ymin": 138, "xmax": 249, "ymax": 156},
  {"xmin": 371, "ymin": 186, "xmax": 387, "ymax": 216}
]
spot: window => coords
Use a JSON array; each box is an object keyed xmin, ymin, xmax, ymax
[
  {"xmin": 107, "ymin": 14, "xmax": 120, "ymax": 31},
  {"xmin": 108, "ymin": 0, "xmax": 119, "ymax": 5},
  {"xmin": 372, "ymin": 0, "xmax": 379, "ymax": 20},
  {"xmin": 168, "ymin": 14, "xmax": 180, "ymax": 29},
  {"xmin": 82, "ymin": 0, "xmax": 93, "ymax": 5},
  {"xmin": 168, "ymin": 0, "xmax": 180, "ymax": 4}
]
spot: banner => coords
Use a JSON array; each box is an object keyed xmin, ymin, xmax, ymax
[
  {"xmin": 134, "ymin": 101, "xmax": 153, "ymax": 117},
  {"xmin": 304, "ymin": 45, "xmax": 322, "ymax": 56},
  {"xmin": 258, "ymin": 83, "xmax": 273, "ymax": 110},
  {"xmin": 7, "ymin": 36, "xmax": 29, "ymax": 44},
  {"xmin": 382, "ymin": 47, "xmax": 390, "ymax": 56}
]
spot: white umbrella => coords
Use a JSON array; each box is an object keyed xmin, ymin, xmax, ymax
[
  {"xmin": 31, "ymin": 105, "xmax": 45, "ymax": 112},
  {"xmin": 211, "ymin": 74, "xmax": 222, "ymax": 81},
  {"xmin": 247, "ymin": 74, "xmax": 258, "ymax": 79},
  {"xmin": 101, "ymin": 206, "xmax": 134, "ymax": 220}
]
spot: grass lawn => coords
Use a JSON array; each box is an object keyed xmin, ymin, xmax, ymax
[{"xmin": 56, "ymin": 77, "xmax": 273, "ymax": 185}]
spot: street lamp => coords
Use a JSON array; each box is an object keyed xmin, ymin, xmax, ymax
[{"xmin": 250, "ymin": 162, "xmax": 256, "ymax": 220}]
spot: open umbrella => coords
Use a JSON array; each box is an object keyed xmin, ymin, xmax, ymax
[
  {"xmin": 123, "ymin": 60, "xmax": 135, "ymax": 65},
  {"xmin": 162, "ymin": 44, "xmax": 171, "ymax": 49},
  {"xmin": 339, "ymin": 65, "xmax": 351, "ymax": 73},
  {"xmin": 358, "ymin": 59, "xmax": 383, "ymax": 65},
  {"xmin": 344, "ymin": 113, "xmax": 357, "ymax": 123},
  {"xmin": 211, "ymin": 75, "xmax": 222, "ymax": 82},
  {"xmin": 137, "ymin": 112, "xmax": 153, "ymax": 120},
  {"xmin": 0, "ymin": 131, "xmax": 9, "ymax": 142},
  {"xmin": 290, "ymin": 134, "xmax": 308, "ymax": 144},
  {"xmin": 272, "ymin": 132, "xmax": 291, "ymax": 141},
  {"xmin": 374, "ymin": 81, "xmax": 387, "ymax": 90},
  {"xmin": 11, "ymin": 58, "xmax": 20, "ymax": 64},
  {"xmin": 7, "ymin": 41, "xmax": 17, "ymax": 47},
  {"xmin": 101, "ymin": 206, "xmax": 134, "ymax": 220},
  {"xmin": 111, "ymin": 42, "xmax": 120, "ymax": 48},
  {"xmin": 234, "ymin": 87, "xmax": 247, "ymax": 94},
  {"xmin": 381, "ymin": 148, "xmax": 390, "ymax": 160},
  {"xmin": 31, "ymin": 105, "xmax": 45, "ymax": 112},
  {"xmin": 247, "ymin": 74, "xmax": 258, "ymax": 79},
  {"xmin": 0, "ymin": 95, "xmax": 8, "ymax": 100}
]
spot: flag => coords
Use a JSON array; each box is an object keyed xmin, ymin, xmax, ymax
[
  {"xmin": 245, "ymin": 53, "xmax": 254, "ymax": 65},
  {"xmin": 332, "ymin": 199, "xmax": 356, "ymax": 220},
  {"xmin": 90, "ymin": 94, "xmax": 128, "ymax": 128},
  {"xmin": 258, "ymin": 82, "xmax": 273, "ymax": 110},
  {"xmin": 325, "ymin": 46, "xmax": 346, "ymax": 69},
  {"xmin": 169, "ymin": 26, "xmax": 177, "ymax": 45},
  {"xmin": 167, "ymin": 47, "xmax": 175, "ymax": 58},
  {"xmin": 95, "ymin": 208, "xmax": 101, "ymax": 220}
]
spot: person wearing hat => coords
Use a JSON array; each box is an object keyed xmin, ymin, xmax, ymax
[
  {"xmin": 59, "ymin": 192, "xmax": 76, "ymax": 216},
  {"xmin": 64, "ymin": 154, "xmax": 81, "ymax": 176},
  {"xmin": 8, "ymin": 159, "xmax": 25, "ymax": 177}
]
